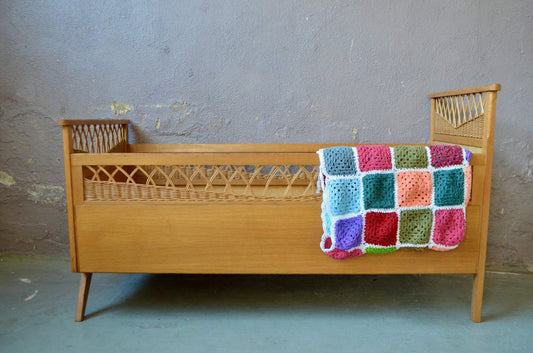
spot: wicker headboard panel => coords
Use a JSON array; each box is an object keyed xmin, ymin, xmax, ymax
[
  {"xmin": 428, "ymin": 84, "xmax": 500, "ymax": 150},
  {"xmin": 57, "ymin": 119, "xmax": 130, "ymax": 153}
]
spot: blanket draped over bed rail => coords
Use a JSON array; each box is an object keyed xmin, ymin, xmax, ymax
[{"xmin": 317, "ymin": 145, "xmax": 472, "ymax": 259}]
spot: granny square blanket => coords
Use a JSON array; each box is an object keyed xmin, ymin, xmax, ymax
[{"xmin": 317, "ymin": 145, "xmax": 472, "ymax": 259}]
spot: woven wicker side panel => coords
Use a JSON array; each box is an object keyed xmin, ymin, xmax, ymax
[
  {"xmin": 83, "ymin": 164, "xmax": 320, "ymax": 202},
  {"xmin": 433, "ymin": 92, "xmax": 486, "ymax": 139}
]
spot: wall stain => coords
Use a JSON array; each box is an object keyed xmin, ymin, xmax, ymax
[
  {"xmin": 351, "ymin": 127, "xmax": 359, "ymax": 141},
  {"xmin": 27, "ymin": 184, "xmax": 65, "ymax": 205},
  {"xmin": 111, "ymin": 102, "xmax": 133, "ymax": 116},
  {"xmin": 0, "ymin": 171, "xmax": 16, "ymax": 186},
  {"xmin": 137, "ymin": 101, "xmax": 192, "ymax": 119}
]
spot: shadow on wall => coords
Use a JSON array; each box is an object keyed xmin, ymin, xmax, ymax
[{"xmin": 487, "ymin": 120, "xmax": 532, "ymax": 270}]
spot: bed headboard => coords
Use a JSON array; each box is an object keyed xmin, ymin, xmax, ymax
[
  {"xmin": 428, "ymin": 84, "xmax": 500, "ymax": 154},
  {"xmin": 428, "ymin": 84, "xmax": 500, "ymax": 318}
]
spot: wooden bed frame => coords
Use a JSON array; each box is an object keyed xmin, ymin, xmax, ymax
[{"xmin": 58, "ymin": 84, "xmax": 500, "ymax": 322}]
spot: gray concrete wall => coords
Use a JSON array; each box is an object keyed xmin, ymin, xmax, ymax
[{"xmin": 0, "ymin": 1, "xmax": 531, "ymax": 270}]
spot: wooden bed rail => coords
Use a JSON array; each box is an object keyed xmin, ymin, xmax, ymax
[
  {"xmin": 427, "ymin": 83, "xmax": 501, "ymax": 98},
  {"xmin": 57, "ymin": 119, "xmax": 131, "ymax": 126}
]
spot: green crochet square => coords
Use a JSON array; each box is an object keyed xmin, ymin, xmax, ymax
[
  {"xmin": 399, "ymin": 209, "xmax": 433, "ymax": 245},
  {"xmin": 394, "ymin": 146, "xmax": 428, "ymax": 169},
  {"xmin": 362, "ymin": 173, "xmax": 395, "ymax": 209}
]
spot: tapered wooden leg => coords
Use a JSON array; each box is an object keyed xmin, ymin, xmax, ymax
[
  {"xmin": 75, "ymin": 273, "xmax": 92, "ymax": 322},
  {"xmin": 471, "ymin": 271, "xmax": 485, "ymax": 323}
]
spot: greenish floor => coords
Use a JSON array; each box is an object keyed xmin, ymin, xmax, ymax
[{"xmin": 1, "ymin": 255, "xmax": 532, "ymax": 353}]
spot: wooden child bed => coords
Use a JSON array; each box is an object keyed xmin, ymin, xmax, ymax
[{"xmin": 58, "ymin": 84, "xmax": 500, "ymax": 322}]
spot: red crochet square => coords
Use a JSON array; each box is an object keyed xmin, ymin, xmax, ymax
[
  {"xmin": 364, "ymin": 211, "xmax": 398, "ymax": 247},
  {"xmin": 356, "ymin": 145, "xmax": 392, "ymax": 171}
]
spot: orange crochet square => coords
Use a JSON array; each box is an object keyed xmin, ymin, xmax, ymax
[
  {"xmin": 396, "ymin": 171, "xmax": 432, "ymax": 207},
  {"xmin": 464, "ymin": 166, "xmax": 472, "ymax": 206}
]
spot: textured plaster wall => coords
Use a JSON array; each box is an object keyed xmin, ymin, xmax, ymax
[{"xmin": 0, "ymin": 1, "xmax": 531, "ymax": 270}]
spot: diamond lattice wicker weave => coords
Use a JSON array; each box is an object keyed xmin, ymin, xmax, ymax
[
  {"xmin": 83, "ymin": 164, "xmax": 320, "ymax": 202},
  {"xmin": 433, "ymin": 92, "xmax": 486, "ymax": 138}
]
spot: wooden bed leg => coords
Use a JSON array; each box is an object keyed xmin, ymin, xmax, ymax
[
  {"xmin": 471, "ymin": 271, "xmax": 485, "ymax": 323},
  {"xmin": 75, "ymin": 273, "xmax": 92, "ymax": 322}
]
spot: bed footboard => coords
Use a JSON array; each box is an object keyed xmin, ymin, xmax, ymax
[{"xmin": 58, "ymin": 84, "xmax": 499, "ymax": 322}]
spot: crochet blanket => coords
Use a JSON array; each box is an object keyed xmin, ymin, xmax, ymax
[{"xmin": 317, "ymin": 145, "xmax": 472, "ymax": 259}]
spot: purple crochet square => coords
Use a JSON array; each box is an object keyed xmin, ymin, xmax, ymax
[
  {"xmin": 334, "ymin": 216, "xmax": 363, "ymax": 250},
  {"xmin": 464, "ymin": 149, "xmax": 472, "ymax": 163}
]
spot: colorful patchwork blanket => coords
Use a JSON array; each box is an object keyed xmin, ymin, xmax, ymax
[{"xmin": 317, "ymin": 145, "xmax": 472, "ymax": 259}]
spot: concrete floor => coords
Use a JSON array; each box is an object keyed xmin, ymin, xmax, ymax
[{"xmin": 0, "ymin": 255, "xmax": 532, "ymax": 353}]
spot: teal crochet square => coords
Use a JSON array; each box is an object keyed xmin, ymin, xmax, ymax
[
  {"xmin": 326, "ymin": 178, "xmax": 362, "ymax": 216},
  {"xmin": 323, "ymin": 147, "xmax": 357, "ymax": 176},
  {"xmin": 393, "ymin": 146, "xmax": 429, "ymax": 169},
  {"xmin": 434, "ymin": 168, "xmax": 465, "ymax": 206},
  {"xmin": 363, "ymin": 173, "xmax": 395, "ymax": 209}
]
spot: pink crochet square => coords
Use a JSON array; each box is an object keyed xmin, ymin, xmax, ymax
[
  {"xmin": 322, "ymin": 236, "xmax": 364, "ymax": 259},
  {"xmin": 396, "ymin": 171, "xmax": 432, "ymax": 207},
  {"xmin": 356, "ymin": 145, "xmax": 392, "ymax": 171},
  {"xmin": 432, "ymin": 209, "xmax": 466, "ymax": 247}
]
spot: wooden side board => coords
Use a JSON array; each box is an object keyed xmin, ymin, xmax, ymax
[
  {"xmin": 74, "ymin": 203, "xmax": 481, "ymax": 275},
  {"xmin": 68, "ymin": 139, "xmax": 488, "ymax": 276},
  {"xmin": 69, "ymin": 143, "xmax": 487, "ymax": 276}
]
